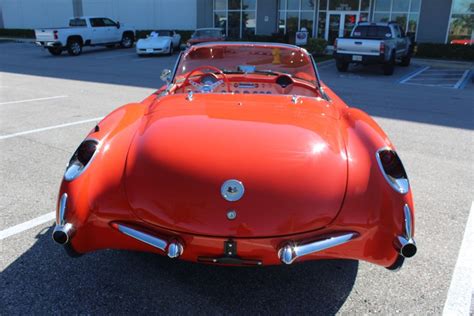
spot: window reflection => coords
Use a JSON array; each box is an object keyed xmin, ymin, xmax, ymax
[
  {"xmin": 213, "ymin": 0, "xmax": 257, "ymax": 38},
  {"xmin": 448, "ymin": 0, "xmax": 474, "ymax": 44}
]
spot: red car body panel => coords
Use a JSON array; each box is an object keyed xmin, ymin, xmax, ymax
[{"xmin": 55, "ymin": 43, "xmax": 415, "ymax": 268}]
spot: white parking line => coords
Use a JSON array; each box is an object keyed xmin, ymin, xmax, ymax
[
  {"xmin": 0, "ymin": 95, "xmax": 68, "ymax": 106},
  {"xmin": 399, "ymin": 66, "xmax": 430, "ymax": 84},
  {"xmin": 0, "ymin": 116, "xmax": 104, "ymax": 140},
  {"xmin": 453, "ymin": 70, "xmax": 471, "ymax": 89},
  {"xmin": 0, "ymin": 212, "xmax": 55, "ymax": 240},
  {"xmin": 443, "ymin": 201, "xmax": 474, "ymax": 316}
]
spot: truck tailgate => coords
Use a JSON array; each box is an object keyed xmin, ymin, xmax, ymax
[
  {"xmin": 35, "ymin": 29, "xmax": 56, "ymax": 42},
  {"xmin": 337, "ymin": 38, "xmax": 381, "ymax": 56}
]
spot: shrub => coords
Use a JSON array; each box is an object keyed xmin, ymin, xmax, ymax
[
  {"xmin": 415, "ymin": 43, "xmax": 474, "ymax": 61},
  {"xmin": 0, "ymin": 28, "xmax": 35, "ymax": 38},
  {"xmin": 305, "ymin": 38, "xmax": 328, "ymax": 56}
]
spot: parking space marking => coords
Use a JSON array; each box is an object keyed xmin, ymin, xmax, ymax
[
  {"xmin": 443, "ymin": 201, "xmax": 474, "ymax": 316},
  {"xmin": 454, "ymin": 70, "xmax": 471, "ymax": 89},
  {"xmin": 0, "ymin": 116, "xmax": 104, "ymax": 140},
  {"xmin": 398, "ymin": 66, "xmax": 430, "ymax": 84},
  {"xmin": 0, "ymin": 212, "xmax": 55, "ymax": 240},
  {"xmin": 0, "ymin": 95, "xmax": 68, "ymax": 106}
]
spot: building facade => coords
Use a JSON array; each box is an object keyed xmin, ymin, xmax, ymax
[{"xmin": 0, "ymin": 0, "xmax": 473, "ymax": 44}]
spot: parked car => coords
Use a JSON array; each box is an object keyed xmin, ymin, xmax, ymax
[
  {"xmin": 136, "ymin": 30, "xmax": 181, "ymax": 56},
  {"xmin": 334, "ymin": 22, "xmax": 413, "ymax": 75},
  {"xmin": 52, "ymin": 42, "xmax": 416, "ymax": 271},
  {"xmin": 450, "ymin": 39, "xmax": 474, "ymax": 46},
  {"xmin": 186, "ymin": 28, "xmax": 225, "ymax": 47},
  {"xmin": 35, "ymin": 16, "xmax": 135, "ymax": 56}
]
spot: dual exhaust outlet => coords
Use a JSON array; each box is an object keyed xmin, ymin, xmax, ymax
[{"xmin": 53, "ymin": 193, "xmax": 415, "ymax": 265}]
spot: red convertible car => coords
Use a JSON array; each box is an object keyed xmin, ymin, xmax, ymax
[{"xmin": 53, "ymin": 42, "xmax": 416, "ymax": 270}]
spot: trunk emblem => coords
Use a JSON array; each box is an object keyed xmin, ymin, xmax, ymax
[
  {"xmin": 227, "ymin": 210, "xmax": 237, "ymax": 220},
  {"xmin": 221, "ymin": 179, "xmax": 245, "ymax": 202}
]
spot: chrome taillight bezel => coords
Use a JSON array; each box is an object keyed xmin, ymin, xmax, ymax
[
  {"xmin": 375, "ymin": 147, "xmax": 409, "ymax": 194},
  {"xmin": 64, "ymin": 138, "xmax": 100, "ymax": 181}
]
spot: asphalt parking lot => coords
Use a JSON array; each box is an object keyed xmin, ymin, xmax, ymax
[{"xmin": 1, "ymin": 42, "xmax": 473, "ymax": 314}]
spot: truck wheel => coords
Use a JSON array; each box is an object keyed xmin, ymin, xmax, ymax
[
  {"xmin": 383, "ymin": 54, "xmax": 395, "ymax": 76},
  {"xmin": 400, "ymin": 54, "xmax": 411, "ymax": 67},
  {"xmin": 336, "ymin": 60, "xmax": 349, "ymax": 72},
  {"xmin": 47, "ymin": 47, "xmax": 62, "ymax": 56},
  {"xmin": 67, "ymin": 39, "xmax": 82, "ymax": 56},
  {"xmin": 120, "ymin": 34, "xmax": 133, "ymax": 48}
]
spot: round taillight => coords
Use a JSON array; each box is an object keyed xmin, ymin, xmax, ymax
[
  {"xmin": 77, "ymin": 140, "xmax": 98, "ymax": 165},
  {"xmin": 376, "ymin": 148, "xmax": 409, "ymax": 194}
]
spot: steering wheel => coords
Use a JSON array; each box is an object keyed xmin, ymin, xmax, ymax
[{"xmin": 183, "ymin": 65, "xmax": 230, "ymax": 93}]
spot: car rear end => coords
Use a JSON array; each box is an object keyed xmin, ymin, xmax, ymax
[
  {"xmin": 334, "ymin": 38, "xmax": 386, "ymax": 64},
  {"xmin": 35, "ymin": 29, "xmax": 63, "ymax": 48}
]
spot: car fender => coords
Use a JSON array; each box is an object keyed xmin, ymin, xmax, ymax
[{"xmin": 58, "ymin": 102, "xmax": 148, "ymax": 252}]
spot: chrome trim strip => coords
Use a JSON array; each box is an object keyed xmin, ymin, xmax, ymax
[
  {"xmin": 395, "ymin": 204, "xmax": 417, "ymax": 258},
  {"xmin": 375, "ymin": 147, "xmax": 409, "ymax": 194},
  {"xmin": 117, "ymin": 224, "xmax": 168, "ymax": 251},
  {"xmin": 279, "ymin": 232, "xmax": 358, "ymax": 265},
  {"xmin": 57, "ymin": 193, "xmax": 68, "ymax": 225}
]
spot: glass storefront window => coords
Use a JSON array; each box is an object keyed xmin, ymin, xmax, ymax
[
  {"xmin": 301, "ymin": 0, "xmax": 315, "ymax": 10},
  {"xmin": 448, "ymin": 14, "xmax": 474, "ymax": 43},
  {"xmin": 392, "ymin": 13, "xmax": 408, "ymax": 30},
  {"xmin": 319, "ymin": 0, "xmax": 327, "ymax": 10},
  {"xmin": 287, "ymin": 0, "xmax": 300, "ymax": 10},
  {"xmin": 374, "ymin": 0, "xmax": 390, "ymax": 11},
  {"xmin": 286, "ymin": 11, "xmax": 299, "ymax": 33},
  {"xmin": 242, "ymin": 11, "xmax": 256, "ymax": 37},
  {"xmin": 329, "ymin": 0, "xmax": 360, "ymax": 11},
  {"xmin": 408, "ymin": 13, "xmax": 418, "ymax": 33},
  {"xmin": 228, "ymin": 0, "xmax": 241, "ymax": 10},
  {"xmin": 242, "ymin": 0, "xmax": 256, "ymax": 10},
  {"xmin": 278, "ymin": 11, "xmax": 286, "ymax": 32},
  {"xmin": 300, "ymin": 11, "xmax": 314, "ymax": 34},
  {"xmin": 392, "ymin": 0, "xmax": 409, "ymax": 12},
  {"xmin": 359, "ymin": 12, "xmax": 369, "ymax": 22},
  {"xmin": 452, "ymin": 0, "xmax": 474, "ymax": 14},
  {"xmin": 410, "ymin": 0, "xmax": 421, "ymax": 12},
  {"xmin": 215, "ymin": 0, "xmax": 226, "ymax": 10},
  {"xmin": 361, "ymin": 0, "xmax": 371, "ymax": 11},
  {"xmin": 214, "ymin": 11, "xmax": 227, "ymax": 33},
  {"xmin": 213, "ymin": 0, "xmax": 257, "ymax": 38},
  {"xmin": 317, "ymin": 12, "xmax": 326, "ymax": 38},
  {"xmin": 373, "ymin": 12, "xmax": 390, "ymax": 22}
]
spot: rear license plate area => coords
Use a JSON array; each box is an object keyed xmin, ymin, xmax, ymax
[{"xmin": 352, "ymin": 55, "xmax": 363, "ymax": 61}]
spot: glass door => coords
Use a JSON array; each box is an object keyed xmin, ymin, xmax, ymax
[{"xmin": 325, "ymin": 12, "xmax": 359, "ymax": 45}]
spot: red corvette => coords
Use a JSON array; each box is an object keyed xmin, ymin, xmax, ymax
[{"xmin": 53, "ymin": 42, "xmax": 416, "ymax": 270}]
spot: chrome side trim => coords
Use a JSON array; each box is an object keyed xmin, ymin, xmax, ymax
[
  {"xmin": 395, "ymin": 204, "xmax": 417, "ymax": 258},
  {"xmin": 279, "ymin": 232, "xmax": 358, "ymax": 265},
  {"xmin": 375, "ymin": 147, "xmax": 409, "ymax": 194},
  {"xmin": 57, "ymin": 193, "xmax": 68, "ymax": 225},
  {"xmin": 117, "ymin": 224, "xmax": 168, "ymax": 251}
]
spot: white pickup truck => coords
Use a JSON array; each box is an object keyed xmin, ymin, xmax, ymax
[
  {"xmin": 35, "ymin": 16, "xmax": 135, "ymax": 56},
  {"xmin": 333, "ymin": 22, "xmax": 413, "ymax": 75}
]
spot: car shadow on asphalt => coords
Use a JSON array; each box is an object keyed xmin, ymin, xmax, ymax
[{"xmin": 1, "ymin": 226, "xmax": 358, "ymax": 314}]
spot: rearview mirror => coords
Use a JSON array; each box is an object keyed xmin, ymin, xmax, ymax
[{"xmin": 160, "ymin": 69, "xmax": 172, "ymax": 83}]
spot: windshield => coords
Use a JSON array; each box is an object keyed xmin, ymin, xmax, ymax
[
  {"xmin": 175, "ymin": 44, "xmax": 317, "ymax": 83},
  {"xmin": 193, "ymin": 29, "xmax": 222, "ymax": 38},
  {"xmin": 156, "ymin": 30, "xmax": 172, "ymax": 36}
]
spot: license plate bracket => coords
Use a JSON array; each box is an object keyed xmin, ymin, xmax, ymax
[{"xmin": 352, "ymin": 55, "xmax": 363, "ymax": 61}]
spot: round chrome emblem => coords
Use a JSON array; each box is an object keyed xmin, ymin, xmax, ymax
[
  {"xmin": 221, "ymin": 179, "xmax": 245, "ymax": 202},
  {"xmin": 227, "ymin": 210, "xmax": 237, "ymax": 220}
]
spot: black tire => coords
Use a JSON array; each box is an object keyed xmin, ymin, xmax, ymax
[
  {"xmin": 383, "ymin": 53, "xmax": 395, "ymax": 75},
  {"xmin": 47, "ymin": 47, "xmax": 62, "ymax": 56},
  {"xmin": 336, "ymin": 60, "xmax": 349, "ymax": 72},
  {"xmin": 120, "ymin": 33, "xmax": 134, "ymax": 48},
  {"xmin": 67, "ymin": 39, "xmax": 82, "ymax": 56},
  {"xmin": 168, "ymin": 43, "xmax": 173, "ymax": 56},
  {"xmin": 400, "ymin": 53, "xmax": 411, "ymax": 66}
]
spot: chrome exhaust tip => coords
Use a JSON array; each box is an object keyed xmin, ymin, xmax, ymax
[
  {"xmin": 397, "ymin": 236, "xmax": 417, "ymax": 258},
  {"xmin": 52, "ymin": 223, "xmax": 74, "ymax": 245},
  {"xmin": 395, "ymin": 204, "xmax": 417, "ymax": 258},
  {"xmin": 278, "ymin": 232, "xmax": 357, "ymax": 265},
  {"xmin": 167, "ymin": 241, "xmax": 184, "ymax": 259}
]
